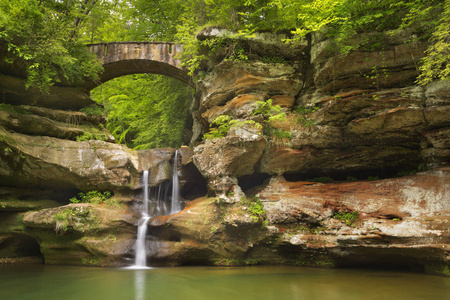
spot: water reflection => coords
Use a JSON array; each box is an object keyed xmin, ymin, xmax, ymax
[
  {"xmin": 134, "ymin": 270, "xmax": 146, "ymax": 300},
  {"xmin": 0, "ymin": 265, "xmax": 449, "ymax": 300}
]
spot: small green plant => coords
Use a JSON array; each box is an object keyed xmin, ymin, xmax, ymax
[
  {"xmin": 76, "ymin": 128, "xmax": 109, "ymax": 142},
  {"xmin": 253, "ymin": 99, "xmax": 285, "ymax": 120},
  {"xmin": 294, "ymin": 106, "xmax": 319, "ymax": 115},
  {"xmin": 0, "ymin": 134, "xmax": 13, "ymax": 144},
  {"xmin": 203, "ymin": 115, "xmax": 261, "ymax": 140},
  {"xmin": 210, "ymin": 225, "xmax": 218, "ymax": 234},
  {"xmin": 226, "ymin": 190, "xmax": 235, "ymax": 197},
  {"xmin": 79, "ymin": 105, "xmax": 104, "ymax": 117},
  {"xmin": 241, "ymin": 195, "xmax": 267, "ymax": 224},
  {"xmin": 367, "ymin": 176, "xmax": 379, "ymax": 181},
  {"xmin": 417, "ymin": 163, "xmax": 428, "ymax": 172},
  {"xmin": 253, "ymin": 99, "xmax": 291, "ymax": 141},
  {"xmin": 70, "ymin": 191, "xmax": 113, "ymax": 205},
  {"xmin": 294, "ymin": 105, "xmax": 319, "ymax": 128},
  {"xmin": 346, "ymin": 176, "xmax": 357, "ymax": 182},
  {"xmin": 54, "ymin": 209, "xmax": 75, "ymax": 234},
  {"xmin": 306, "ymin": 177, "xmax": 334, "ymax": 183},
  {"xmin": 0, "ymin": 103, "xmax": 17, "ymax": 113},
  {"xmin": 264, "ymin": 126, "xmax": 292, "ymax": 140},
  {"xmin": 223, "ymin": 44, "xmax": 249, "ymax": 62},
  {"xmin": 334, "ymin": 211, "xmax": 359, "ymax": 226},
  {"xmin": 261, "ymin": 55, "xmax": 288, "ymax": 64}
]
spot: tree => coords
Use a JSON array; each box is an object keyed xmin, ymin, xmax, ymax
[
  {"xmin": 0, "ymin": 0, "xmax": 104, "ymax": 92},
  {"xmin": 91, "ymin": 74, "xmax": 192, "ymax": 149},
  {"xmin": 417, "ymin": 0, "xmax": 450, "ymax": 85}
]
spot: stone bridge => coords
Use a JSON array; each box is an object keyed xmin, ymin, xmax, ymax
[{"xmin": 87, "ymin": 42, "xmax": 192, "ymax": 88}]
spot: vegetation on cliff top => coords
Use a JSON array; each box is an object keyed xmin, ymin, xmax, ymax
[{"xmin": 2, "ymin": 0, "xmax": 449, "ymax": 89}]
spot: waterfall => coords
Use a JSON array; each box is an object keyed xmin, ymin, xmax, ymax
[
  {"xmin": 130, "ymin": 170, "xmax": 151, "ymax": 269},
  {"xmin": 171, "ymin": 150, "xmax": 181, "ymax": 214},
  {"xmin": 142, "ymin": 170, "xmax": 149, "ymax": 217},
  {"xmin": 130, "ymin": 151, "xmax": 183, "ymax": 268},
  {"xmin": 134, "ymin": 216, "xmax": 150, "ymax": 267}
]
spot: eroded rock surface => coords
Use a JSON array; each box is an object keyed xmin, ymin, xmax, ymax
[
  {"xmin": 145, "ymin": 168, "xmax": 450, "ymax": 275},
  {"xmin": 23, "ymin": 203, "xmax": 136, "ymax": 266}
]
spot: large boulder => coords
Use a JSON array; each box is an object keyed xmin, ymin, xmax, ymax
[
  {"xmin": 22, "ymin": 203, "xmax": 136, "ymax": 266},
  {"xmin": 0, "ymin": 128, "xmax": 140, "ymax": 191}
]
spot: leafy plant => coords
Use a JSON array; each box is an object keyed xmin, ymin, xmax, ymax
[
  {"xmin": 417, "ymin": 0, "xmax": 450, "ymax": 85},
  {"xmin": 203, "ymin": 115, "xmax": 262, "ymax": 140},
  {"xmin": 294, "ymin": 105, "xmax": 319, "ymax": 128},
  {"xmin": 334, "ymin": 211, "xmax": 359, "ymax": 226},
  {"xmin": 252, "ymin": 99, "xmax": 292, "ymax": 141},
  {"xmin": 241, "ymin": 195, "xmax": 267, "ymax": 224},
  {"xmin": 253, "ymin": 99, "xmax": 284, "ymax": 120},
  {"xmin": 345, "ymin": 176, "xmax": 357, "ymax": 182},
  {"xmin": 79, "ymin": 105, "xmax": 105, "ymax": 117},
  {"xmin": 76, "ymin": 128, "xmax": 109, "ymax": 142},
  {"xmin": 70, "ymin": 191, "xmax": 113, "ymax": 205},
  {"xmin": 224, "ymin": 45, "xmax": 248, "ymax": 62},
  {"xmin": 265, "ymin": 127, "xmax": 292, "ymax": 140},
  {"xmin": 261, "ymin": 55, "xmax": 288, "ymax": 64}
]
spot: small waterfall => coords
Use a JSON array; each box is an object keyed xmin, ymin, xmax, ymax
[
  {"xmin": 130, "ymin": 151, "xmax": 183, "ymax": 268},
  {"xmin": 134, "ymin": 216, "xmax": 150, "ymax": 267},
  {"xmin": 130, "ymin": 170, "xmax": 151, "ymax": 269},
  {"xmin": 171, "ymin": 150, "xmax": 181, "ymax": 214},
  {"xmin": 142, "ymin": 170, "xmax": 149, "ymax": 217}
]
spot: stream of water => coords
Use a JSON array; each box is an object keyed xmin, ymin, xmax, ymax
[
  {"xmin": 0, "ymin": 265, "xmax": 448, "ymax": 300},
  {"xmin": 132, "ymin": 152, "xmax": 182, "ymax": 268},
  {"xmin": 171, "ymin": 149, "xmax": 181, "ymax": 215}
]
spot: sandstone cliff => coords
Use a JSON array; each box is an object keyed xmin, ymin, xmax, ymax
[{"xmin": 0, "ymin": 28, "xmax": 449, "ymax": 275}]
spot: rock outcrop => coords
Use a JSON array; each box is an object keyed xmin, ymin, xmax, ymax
[
  {"xmin": 178, "ymin": 28, "xmax": 449, "ymax": 275},
  {"xmin": 146, "ymin": 168, "xmax": 450, "ymax": 276},
  {"xmin": 22, "ymin": 203, "xmax": 136, "ymax": 266}
]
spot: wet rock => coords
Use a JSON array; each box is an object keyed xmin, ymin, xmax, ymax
[{"xmin": 138, "ymin": 148, "xmax": 174, "ymax": 187}]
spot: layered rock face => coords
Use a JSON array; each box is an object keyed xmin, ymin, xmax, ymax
[
  {"xmin": 1, "ymin": 28, "xmax": 449, "ymax": 274},
  {"xmin": 156, "ymin": 29, "xmax": 449, "ymax": 275}
]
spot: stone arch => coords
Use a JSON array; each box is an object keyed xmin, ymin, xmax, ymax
[{"xmin": 87, "ymin": 42, "xmax": 192, "ymax": 89}]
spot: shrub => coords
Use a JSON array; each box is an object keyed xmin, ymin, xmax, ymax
[{"xmin": 70, "ymin": 191, "xmax": 113, "ymax": 205}]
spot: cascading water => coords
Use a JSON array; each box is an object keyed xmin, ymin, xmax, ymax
[
  {"xmin": 131, "ymin": 170, "xmax": 151, "ymax": 269},
  {"xmin": 171, "ymin": 150, "xmax": 181, "ymax": 214},
  {"xmin": 134, "ymin": 216, "xmax": 150, "ymax": 267},
  {"xmin": 130, "ymin": 151, "xmax": 183, "ymax": 268}
]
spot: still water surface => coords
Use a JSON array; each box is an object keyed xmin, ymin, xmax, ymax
[{"xmin": 0, "ymin": 265, "xmax": 449, "ymax": 300}]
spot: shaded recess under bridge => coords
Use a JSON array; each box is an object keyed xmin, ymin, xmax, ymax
[{"xmin": 87, "ymin": 42, "xmax": 192, "ymax": 89}]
